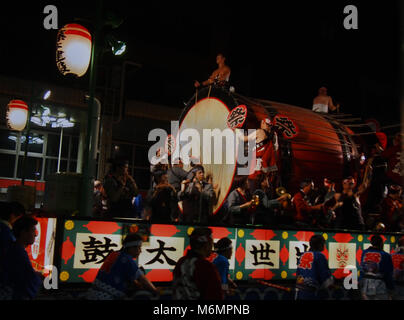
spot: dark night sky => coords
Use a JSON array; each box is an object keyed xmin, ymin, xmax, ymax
[{"xmin": 0, "ymin": 1, "xmax": 401, "ymax": 127}]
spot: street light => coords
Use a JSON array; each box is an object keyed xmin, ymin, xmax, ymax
[
  {"xmin": 43, "ymin": 90, "xmax": 51, "ymax": 100},
  {"xmin": 106, "ymin": 34, "xmax": 126, "ymax": 56},
  {"xmin": 80, "ymin": 0, "xmax": 104, "ymax": 218},
  {"xmin": 57, "ymin": 1, "xmax": 126, "ymax": 217},
  {"xmin": 112, "ymin": 41, "xmax": 126, "ymax": 56}
]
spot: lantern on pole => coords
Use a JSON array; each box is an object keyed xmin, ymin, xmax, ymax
[
  {"xmin": 6, "ymin": 100, "xmax": 29, "ymax": 131},
  {"xmin": 56, "ymin": 24, "xmax": 92, "ymax": 77}
]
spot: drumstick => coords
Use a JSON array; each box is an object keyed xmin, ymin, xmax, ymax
[{"xmin": 256, "ymin": 279, "xmax": 292, "ymax": 292}]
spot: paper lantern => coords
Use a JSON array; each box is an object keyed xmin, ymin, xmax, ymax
[
  {"xmin": 6, "ymin": 100, "xmax": 29, "ymax": 131},
  {"xmin": 56, "ymin": 24, "xmax": 92, "ymax": 77}
]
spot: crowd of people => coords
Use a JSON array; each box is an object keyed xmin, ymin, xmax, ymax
[
  {"xmin": 0, "ymin": 202, "xmax": 42, "ymax": 299},
  {"xmin": 89, "ymin": 53, "xmax": 403, "ymax": 233},
  {"xmin": 85, "ymin": 229, "xmax": 404, "ymax": 301},
  {"xmin": 295, "ymin": 233, "xmax": 404, "ymax": 300},
  {"xmin": 93, "ymin": 130, "xmax": 403, "ymax": 233},
  {"xmin": 1, "ymin": 203, "xmax": 403, "ymax": 301}
]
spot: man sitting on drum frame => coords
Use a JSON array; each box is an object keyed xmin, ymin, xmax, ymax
[{"xmin": 194, "ymin": 53, "xmax": 231, "ymax": 89}]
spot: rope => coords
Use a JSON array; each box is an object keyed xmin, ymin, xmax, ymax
[
  {"xmin": 256, "ymin": 280, "xmax": 292, "ymax": 292},
  {"xmin": 207, "ymin": 85, "xmax": 212, "ymax": 98}
]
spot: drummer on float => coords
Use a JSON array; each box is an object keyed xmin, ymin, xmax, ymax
[
  {"xmin": 312, "ymin": 86, "xmax": 339, "ymax": 113},
  {"xmin": 194, "ymin": 53, "xmax": 231, "ymax": 88},
  {"xmin": 236, "ymin": 117, "xmax": 279, "ymax": 194}
]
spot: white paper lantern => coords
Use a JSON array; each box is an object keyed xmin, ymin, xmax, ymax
[
  {"xmin": 56, "ymin": 24, "xmax": 92, "ymax": 77},
  {"xmin": 6, "ymin": 100, "xmax": 28, "ymax": 131}
]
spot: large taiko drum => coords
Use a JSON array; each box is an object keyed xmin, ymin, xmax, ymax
[{"xmin": 179, "ymin": 86, "xmax": 361, "ymax": 214}]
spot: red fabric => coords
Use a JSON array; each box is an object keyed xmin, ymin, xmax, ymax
[
  {"xmin": 292, "ymin": 191, "xmax": 317, "ymax": 222},
  {"xmin": 363, "ymin": 252, "xmax": 381, "ymax": 264},
  {"xmin": 381, "ymin": 144, "xmax": 402, "ymax": 185},
  {"xmin": 392, "ymin": 253, "xmax": 404, "ymax": 271},
  {"xmin": 173, "ymin": 253, "xmax": 223, "ymax": 300},
  {"xmin": 249, "ymin": 140, "xmax": 277, "ymax": 179},
  {"xmin": 0, "ymin": 179, "xmax": 45, "ymax": 192},
  {"xmin": 375, "ymin": 132, "xmax": 388, "ymax": 151},
  {"xmin": 299, "ymin": 252, "xmax": 314, "ymax": 270},
  {"xmin": 380, "ymin": 196, "xmax": 402, "ymax": 226}
]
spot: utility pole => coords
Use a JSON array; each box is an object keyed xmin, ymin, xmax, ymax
[{"xmin": 80, "ymin": 0, "xmax": 103, "ymax": 217}]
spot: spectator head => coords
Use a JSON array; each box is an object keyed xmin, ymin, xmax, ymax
[
  {"xmin": 122, "ymin": 233, "xmax": 143, "ymax": 258},
  {"xmin": 194, "ymin": 167, "xmax": 205, "ymax": 182},
  {"xmin": 323, "ymin": 178, "xmax": 334, "ymax": 188},
  {"xmin": 94, "ymin": 180, "xmax": 102, "ymax": 191},
  {"xmin": 318, "ymin": 87, "xmax": 328, "ymax": 95},
  {"xmin": 154, "ymin": 171, "xmax": 168, "ymax": 185},
  {"xmin": 300, "ymin": 179, "xmax": 314, "ymax": 194},
  {"xmin": 370, "ymin": 235, "xmax": 384, "ymax": 250},
  {"xmin": 13, "ymin": 215, "xmax": 38, "ymax": 247},
  {"xmin": 342, "ymin": 176, "xmax": 356, "ymax": 190},
  {"xmin": 0, "ymin": 201, "xmax": 25, "ymax": 225},
  {"xmin": 160, "ymin": 173, "xmax": 169, "ymax": 185},
  {"xmin": 388, "ymin": 184, "xmax": 402, "ymax": 198},
  {"xmin": 189, "ymin": 227, "xmax": 213, "ymax": 258},
  {"xmin": 309, "ymin": 235, "xmax": 326, "ymax": 252},
  {"xmin": 109, "ymin": 157, "xmax": 129, "ymax": 175},
  {"xmin": 393, "ymin": 133, "xmax": 401, "ymax": 146},
  {"xmin": 214, "ymin": 237, "xmax": 233, "ymax": 259},
  {"xmin": 216, "ymin": 53, "xmax": 226, "ymax": 65},
  {"xmin": 234, "ymin": 175, "xmax": 249, "ymax": 191},
  {"xmin": 256, "ymin": 173, "xmax": 270, "ymax": 190}
]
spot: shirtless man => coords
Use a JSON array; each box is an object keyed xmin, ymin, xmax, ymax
[
  {"xmin": 312, "ymin": 87, "xmax": 339, "ymax": 113},
  {"xmin": 194, "ymin": 53, "xmax": 231, "ymax": 88}
]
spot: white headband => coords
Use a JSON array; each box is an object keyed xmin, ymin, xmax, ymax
[{"xmin": 123, "ymin": 240, "xmax": 142, "ymax": 248}]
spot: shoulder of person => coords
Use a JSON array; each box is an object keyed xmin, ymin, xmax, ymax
[
  {"xmin": 204, "ymin": 182, "xmax": 214, "ymax": 189},
  {"xmin": 197, "ymin": 257, "xmax": 214, "ymax": 266},
  {"xmin": 215, "ymin": 254, "xmax": 229, "ymax": 265},
  {"xmin": 381, "ymin": 250, "xmax": 392, "ymax": 258}
]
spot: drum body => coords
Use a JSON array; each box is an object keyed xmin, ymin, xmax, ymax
[{"xmin": 179, "ymin": 86, "xmax": 359, "ymax": 214}]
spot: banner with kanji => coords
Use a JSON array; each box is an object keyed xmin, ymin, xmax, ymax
[
  {"xmin": 58, "ymin": 219, "xmax": 402, "ymax": 283},
  {"xmin": 26, "ymin": 217, "xmax": 57, "ymax": 276}
]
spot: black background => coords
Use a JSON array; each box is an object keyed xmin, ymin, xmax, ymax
[{"xmin": 0, "ymin": 1, "xmax": 400, "ymax": 126}]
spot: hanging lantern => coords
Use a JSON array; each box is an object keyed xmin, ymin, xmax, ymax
[
  {"xmin": 56, "ymin": 24, "xmax": 92, "ymax": 77},
  {"xmin": 6, "ymin": 100, "xmax": 29, "ymax": 131}
]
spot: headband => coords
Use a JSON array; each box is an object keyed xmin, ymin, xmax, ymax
[
  {"xmin": 343, "ymin": 178, "xmax": 355, "ymax": 184},
  {"xmin": 264, "ymin": 118, "xmax": 272, "ymax": 125}
]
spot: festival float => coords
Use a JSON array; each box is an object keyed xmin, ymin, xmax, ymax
[{"xmin": 28, "ymin": 85, "xmax": 403, "ymax": 287}]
